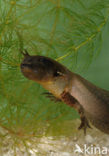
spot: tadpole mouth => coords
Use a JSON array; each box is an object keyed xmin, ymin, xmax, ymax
[{"xmin": 21, "ymin": 63, "xmax": 30, "ymax": 69}]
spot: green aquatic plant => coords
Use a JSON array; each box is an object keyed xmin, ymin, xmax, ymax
[{"xmin": 0, "ymin": 0, "xmax": 109, "ymax": 155}]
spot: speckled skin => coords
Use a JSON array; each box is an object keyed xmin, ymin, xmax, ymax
[{"xmin": 20, "ymin": 51, "xmax": 109, "ymax": 134}]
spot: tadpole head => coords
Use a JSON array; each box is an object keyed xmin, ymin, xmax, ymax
[{"xmin": 20, "ymin": 52, "xmax": 67, "ymax": 83}]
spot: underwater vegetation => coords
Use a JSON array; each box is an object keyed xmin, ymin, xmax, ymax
[{"xmin": 0, "ymin": 0, "xmax": 109, "ymax": 155}]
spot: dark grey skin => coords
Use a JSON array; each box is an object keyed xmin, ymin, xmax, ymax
[{"xmin": 20, "ymin": 50, "xmax": 109, "ymax": 134}]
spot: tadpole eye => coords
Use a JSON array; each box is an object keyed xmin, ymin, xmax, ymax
[
  {"xmin": 54, "ymin": 71, "xmax": 63, "ymax": 77},
  {"xmin": 54, "ymin": 71, "xmax": 60, "ymax": 77}
]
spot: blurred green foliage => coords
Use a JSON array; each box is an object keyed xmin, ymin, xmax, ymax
[{"xmin": 0, "ymin": 0, "xmax": 109, "ymax": 154}]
